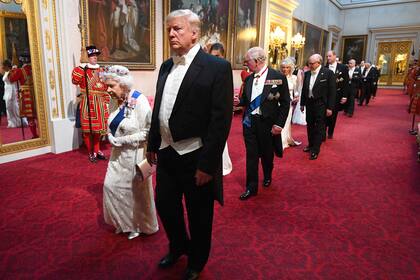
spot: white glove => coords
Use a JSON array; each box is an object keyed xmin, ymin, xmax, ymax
[{"xmin": 108, "ymin": 133, "xmax": 122, "ymax": 147}]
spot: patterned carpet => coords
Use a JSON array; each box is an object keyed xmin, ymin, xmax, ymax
[{"xmin": 0, "ymin": 89, "xmax": 419, "ymax": 279}]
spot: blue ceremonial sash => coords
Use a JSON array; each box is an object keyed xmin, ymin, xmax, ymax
[
  {"xmin": 243, "ymin": 94, "xmax": 262, "ymax": 128},
  {"xmin": 109, "ymin": 91, "xmax": 141, "ymax": 136}
]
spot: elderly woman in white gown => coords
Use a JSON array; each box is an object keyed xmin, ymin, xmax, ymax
[
  {"xmin": 280, "ymin": 58, "xmax": 301, "ymax": 149},
  {"xmin": 102, "ymin": 65, "xmax": 158, "ymax": 240}
]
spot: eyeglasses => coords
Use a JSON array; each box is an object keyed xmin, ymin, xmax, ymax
[{"xmin": 308, "ymin": 62, "xmax": 320, "ymax": 65}]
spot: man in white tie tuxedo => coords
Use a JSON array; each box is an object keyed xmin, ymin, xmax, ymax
[
  {"xmin": 325, "ymin": 50, "xmax": 349, "ymax": 139},
  {"xmin": 233, "ymin": 47, "xmax": 290, "ymax": 199},
  {"xmin": 300, "ymin": 54, "xmax": 336, "ymax": 160},
  {"xmin": 345, "ymin": 59, "xmax": 361, "ymax": 117},
  {"xmin": 147, "ymin": 9, "xmax": 233, "ymax": 280}
]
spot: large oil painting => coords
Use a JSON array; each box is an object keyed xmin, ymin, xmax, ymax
[
  {"xmin": 302, "ymin": 22, "xmax": 322, "ymax": 64},
  {"xmin": 80, "ymin": 0, "xmax": 155, "ymax": 70},
  {"xmin": 341, "ymin": 35, "xmax": 367, "ymax": 64},
  {"xmin": 232, "ymin": 0, "xmax": 261, "ymax": 68},
  {"xmin": 163, "ymin": 0, "xmax": 232, "ymax": 59}
]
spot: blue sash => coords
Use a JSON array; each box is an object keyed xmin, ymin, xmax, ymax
[
  {"xmin": 243, "ymin": 94, "xmax": 262, "ymax": 128},
  {"xmin": 109, "ymin": 91, "xmax": 141, "ymax": 136}
]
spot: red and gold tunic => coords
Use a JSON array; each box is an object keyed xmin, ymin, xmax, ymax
[
  {"xmin": 8, "ymin": 64, "xmax": 36, "ymax": 118},
  {"xmin": 409, "ymin": 67, "xmax": 420, "ymax": 115},
  {"xmin": 72, "ymin": 64, "xmax": 110, "ymax": 135}
]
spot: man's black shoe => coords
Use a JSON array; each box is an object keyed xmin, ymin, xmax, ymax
[
  {"xmin": 158, "ymin": 252, "xmax": 183, "ymax": 268},
  {"xmin": 263, "ymin": 179, "xmax": 271, "ymax": 187},
  {"xmin": 310, "ymin": 152, "xmax": 318, "ymax": 160},
  {"xmin": 239, "ymin": 190, "xmax": 256, "ymax": 200},
  {"xmin": 303, "ymin": 146, "xmax": 311, "ymax": 153},
  {"xmin": 184, "ymin": 268, "xmax": 200, "ymax": 280}
]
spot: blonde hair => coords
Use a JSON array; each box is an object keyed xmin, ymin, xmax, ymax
[{"xmin": 166, "ymin": 9, "xmax": 201, "ymax": 34}]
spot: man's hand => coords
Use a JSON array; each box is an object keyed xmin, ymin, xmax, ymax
[
  {"xmin": 233, "ymin": 96, "xmax": 240, "ymax": 106},
  {"xmin": 271, "ymin": 125, "xmax": 282, "ymax": 135},
  {"xmin": 300, "ymin": 106, "xmax": 305, "ymax": 113},
  {"xmin": 146, "ymin": 152, "xmax": 157, "ymax": 165},
  {"xmin": 195, "ymin": 169, "xmax": 213, "ymax": 186},
  {"xmin": 326, "ymin": 109, "xmax": 333, "ymax": 116},
  {"xmin": 340, "ymin": 97, "xmax": 347, "ymax": 104}
]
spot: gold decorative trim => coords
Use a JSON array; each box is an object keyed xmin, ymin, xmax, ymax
[
  {"xmin": 45, "ymin": 29, "xmax": 52, "ymax": 50},
  {"xmin": 49, "ymin": 69, "xmax": 55, "ymax": 89},
  {"xmin": 51, "ymin": 0, "xmax": 64, "ymax": 118},
  {"xmin": 42, "ymin": 0, "xmax": 47, "ymax": 10},
  {"xmin": 0, "ymin": 0, "xmax": 50, "ymax": 155}
]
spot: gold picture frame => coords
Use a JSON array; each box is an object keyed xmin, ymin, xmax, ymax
[
  {"xmin": 79, "ymin": 0, "xmax": 156, "ymax": 70},
  {"xmin": 0, "ymin": 0, "xmax": 50, "ymax": 155},
  {"xmin": 162, "ymin": 0, "xmax": 234, "ymax": 62}
]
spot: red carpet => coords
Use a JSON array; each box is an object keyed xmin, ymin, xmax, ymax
[
  {"xmin": 0, "ymin": 89, "xmax": 419, "ymax": 279},
  {"xmin": 0, "ymin": 117, "xmax": 33, "ymax": 144}
]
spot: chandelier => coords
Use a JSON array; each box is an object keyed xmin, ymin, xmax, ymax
[
  {"xmin": 270, "ymin": 26, "xmax": 286, "ymax": 48},
  {"xmin": 291, "ymin": 32, "xmax": 306, "ymax": 49}
]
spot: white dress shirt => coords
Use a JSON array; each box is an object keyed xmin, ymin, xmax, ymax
[
  {"xmin": 309, "ymin": 65, "xmax": 322, "ymax": 98},
  {"xmin": 364, "ymin": 66, "xmax": 371, "ymax": 77},
  {"xmin": 158, "ymin": 43, "xmax": 203, "ymax": 155},
  {"xmin": 349, "ymin": 67, "xmax": 355, "ymax": 79},
  {"xmin": 329, "ymin": 62, "xmax": 337, "ymax": 73},
  {"xmin": 250, "ymin": 65, "xmax": 268, "ymax": 115}
]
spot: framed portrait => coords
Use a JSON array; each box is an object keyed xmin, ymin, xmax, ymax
[
  {"xmin": 232, "ymin": 0, "xmax": 261, "ymax": 69},
  {"xmin": 320, "ymin": 30, "xmax": 329, "ymax": 60},
  {"xmin": 80, "ymin": 0, "xmax": 155, "ymax": 70},
  {"xmin": 163, "ymin": 0, "xmax": 233, "ymax": 60},
  {"xmin": 302, "ymin": 22, "xmax": 322, "ymax": 65},
  {"xmin": 1, "ymin": 14, "xmax": 29, "ymax": 64},
  {"xmin": 341, "ymin": 35, "xmax": 367, "ymax": 64}
]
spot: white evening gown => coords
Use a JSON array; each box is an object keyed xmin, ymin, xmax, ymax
[
  {"xmin": 2, "ymin": 72, "xmax": 22, "ymax": 128},
  {"xmin": 222, "ymin": 143, "xmax": 232, "ymax": 176},
  {"xmin": 292, "ymin": 70, "xmax": 306, "ymax": 125},
  {"xmin": 103, "ymin": 91, "xmax": 158, "ymax": 235},
  {"xmin": 282, "ymin": 74, "xmax": 301, "ymax": 149}
]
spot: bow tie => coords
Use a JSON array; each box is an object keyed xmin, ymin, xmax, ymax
[
  {"xmin": 329, "ymin": 65, "xmax": 335, "ymax": 69},
  {"xmin": 173, "ymin": 55, "xmax": 186, "ymax": 65}
]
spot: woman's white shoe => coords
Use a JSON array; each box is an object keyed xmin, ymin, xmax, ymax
[{"xmin": 127, "ymin": 232, "xmax": 140, "ymax": 240}]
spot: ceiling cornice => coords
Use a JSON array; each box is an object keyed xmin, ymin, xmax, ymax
[{"xmin": 329, "ymin": 0, "xmax": 419, "ymax": 10}]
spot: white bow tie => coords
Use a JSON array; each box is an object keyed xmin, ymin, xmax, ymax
[
  {"xmin": 329, "ymin": 65, "xmax": 335, "ymax": 69},
  {"xmin": 173, "ymin": 56, "xmax": 186, "ymax": 65}
]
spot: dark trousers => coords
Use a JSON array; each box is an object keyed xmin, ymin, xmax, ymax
[
  {"xmin": 155, "ymin": 146, "xmax": 214, "ymax": 272},
  {"xmin": 306, "ymin": 98, "xmax": 326, "ymax": 154},
  {"xmin": 359, "ymin": 83, "xmax": 372, "ymax": 105},
  {"xmin": 345, "ymin": 87, "xmax": 357, "ymax": 116},
  {"xmin": 372, "ymin": 83, "xmax": 378, "ymax": 97},
  {"xmin": 326, "ymin": 107, "xmax": 339, "ymax": 137},
  {"xmin": 243, "ymin": 114, "xmax": 274, "ymax": 194}
]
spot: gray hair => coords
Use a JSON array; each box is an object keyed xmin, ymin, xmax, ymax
[
  {"xmin": 102, "ymin": 65, "xmax": 134, "ymax": 90},
  {"xmin": 309, "ymin": 54, "xmax": 323, "ymax": 64},
  {"xmin": 166, "ymin": 9, "xmax": 201, "ymax": 34},
  {"xmin": 281, "ymin": 57, "xmax": 296, "ymax": 73},
  {"xmin": 247, "ymin": 47, "xmax": 267, "ymax": 62},
  {"xmin": 349, "ymin": 59, "xmax": 356, "ymax": 64}
]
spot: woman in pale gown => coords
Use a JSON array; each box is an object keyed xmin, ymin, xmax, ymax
[
  {"xmin": 280, "ymin": 58, "xmax": 301, "ymax": 149},
  {"xmin": 292, "ymin": 65, "xmax": 307, "ymax": 125},
  {"xmin": 2, "ymin": 60, "xmax": 22, "ymax": 128},
  {"xmin": 102, "ymin": 65, "xmax": 158, "ymax": 240},
  {"xmin": 209, "ymin": 43, "xmax": 232, "ymax": 175}
]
